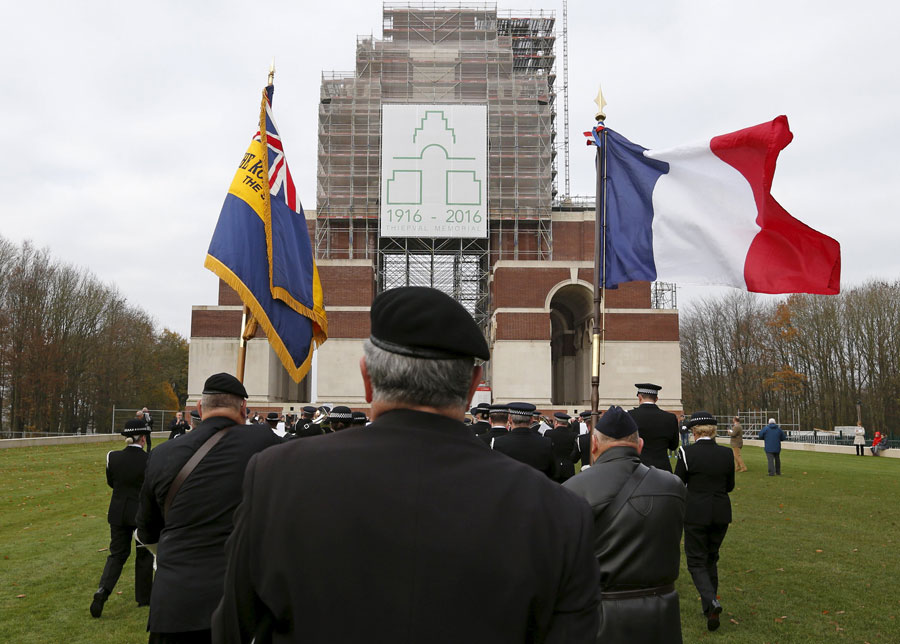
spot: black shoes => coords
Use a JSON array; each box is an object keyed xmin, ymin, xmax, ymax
[
  {"xmin": 705, "ymin": 599, "xmax": 723, "ymax": 631},
  {"xmin": 90, "ymin": 587, "xmax": 110, "ymax": 618}
]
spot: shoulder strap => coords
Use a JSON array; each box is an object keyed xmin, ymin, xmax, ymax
[
  {"xmin": 595, "ymin": 463, "xmax": 651, "ymax": 526},
  {"xmin": 163, "ymin": 425, "xmax": 233, "ymax": 520},
  {"xmin": 678, "ymin": 445, "xmax": 688, "ymax": 471}
]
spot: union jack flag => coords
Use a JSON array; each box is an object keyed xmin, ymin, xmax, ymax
[{"xmin": 253, "ymin": 86, "xmax": 299, "ymax": 212}]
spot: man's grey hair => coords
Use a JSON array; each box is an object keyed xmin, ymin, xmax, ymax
[
  {"xmin": 201, "ymin": 392, "xmax": 244, "ymax": 412},
  {"xmin": 363, "ymin": 340, "xmax": 475, "ymax": 410}
]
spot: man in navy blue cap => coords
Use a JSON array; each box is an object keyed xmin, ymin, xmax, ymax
[
  {"xmin": 136, "ymin": 372, "xmax": 281, "ymax": 644},
  {"xmin": 214, "ymin": 287, "xmax": 599, "ymax": 643},
  {"xmin": 479, "ymin": 403, "xmax": 509, "ymax": 445},
  {"xmin": 492, "ymin": 402, "xmax": 556, "ymax": 478},
  {"xmin": 628, "ymin": 383, "xmax": 680, "ymax": 472},
  {"xmin": 565, "ymin": 406, "xmax": 686, "ymax": 643}
]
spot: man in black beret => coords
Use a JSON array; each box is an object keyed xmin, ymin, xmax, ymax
[
  {"xmin": 545, "ymin": 412, "xmax": 577, "ymax": 482},
  {"xmin": 491, "ymin": 402, "xmax": 556, "ymax": 478},
  {"xmin": 213, "ymin": 286, "xmax": 599, "ymax": 643},
  {"xmin": 564, "ymin": 406, "xmax": 686, "ymax": 643},
  {"xmin": 628, "ymin": 383, "xmax": 680, "ymax": 472},
  {"xmin": 135, "ymin": 372, "xmax": 280, "ymax": 643},
  {"xmin": 90, "ymin": 419, "xmax": 153, "ymax": 618}
]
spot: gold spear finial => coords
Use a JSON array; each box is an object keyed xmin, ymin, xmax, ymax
[
  {"xmin": 268, "ymin": 57, "xmax": 275, "ymax": 86},
  {"xmin": 594, "ymin": 86, "xmax": 607, "ymax": 123}
]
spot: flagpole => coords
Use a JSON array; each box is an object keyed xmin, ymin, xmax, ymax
[
  {"xmin": 236, "ymin": 61, "xmax": 276, "ymax": 383},
  {"xmin": 591, "ymin": 88, "xmax": 607, "ymax": 429}
]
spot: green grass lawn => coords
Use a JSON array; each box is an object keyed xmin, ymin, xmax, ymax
[{"xmin": 1, "ymin": 441, "xmax": 898, "ymax": 643}]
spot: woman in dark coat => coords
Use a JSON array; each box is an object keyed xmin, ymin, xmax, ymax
[{"xmin": 674, "ymin": 411, "xmax": 735, "ymax": 632}]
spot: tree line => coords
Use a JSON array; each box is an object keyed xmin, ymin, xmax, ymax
[
  {"xmin": 680, "ymin": 281, "xmax": 900, "ymax": 437},
  {"xmin": 0, "ymin": 236, "xmax": 188, "ymax": 437}
]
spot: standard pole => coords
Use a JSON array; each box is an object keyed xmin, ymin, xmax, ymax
[
  {"xmin": 590, "ymin": 90, "xmax": 607, "ymax": 429},
  {"xmin": 236, "ymin": 304, "xmax": 251, "ymax": 382}
]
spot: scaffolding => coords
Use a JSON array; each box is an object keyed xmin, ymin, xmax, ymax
[{"xmin": 316, "ymin": 2, "xmax": 558, "ymax": 282}]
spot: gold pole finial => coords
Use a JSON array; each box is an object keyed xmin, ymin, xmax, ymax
[
  {"xmin": 594, "ymin": 86, "xmax": 607, "ymax": 122},
  {"xmin": 268, "ymin": 57, "xmax": 275, "ymax": 86}
]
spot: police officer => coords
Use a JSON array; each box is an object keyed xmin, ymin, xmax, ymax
[
  {"xmin": 675, "ymin": 411, "xmax": 735, "ymax": 632},
  {"xmin": 564, "ymin": 406, "xmax": 686, "ymax": 643},
  {"xmin": 90, "ymin": 419, "xmax": 153, "ymax": 618},
  {"xmin": 351, "ymin": 411, "xmax": 368, "ymax": 427},
  {"xmin": 470, "ymin": 403, "xmax": 491, "ymax": 438},
  {"xmin": 492, "ymin": 402, "xmax": 556, "ymax": 478},
  {"xmin": 628, "ymin": 383, "xmax": 679, "ymax": 472},
  {"xmin": 545, "ymin": 412, "xmax": 577, "ymax": 482},
  {"xmin": 480, "ymin": 403, "xmax": 509, "ymax": 445},
  {"xmin": 329, "ymin": 406, "xmax": 353, "ymax": 431},
  {"xmin": 290, "ymin": 406, "xmax": 323, "ymax": 439}
]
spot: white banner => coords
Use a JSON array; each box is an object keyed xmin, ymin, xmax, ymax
[{"xmin": 381, "ymin": 104, "xmax": 487, "ymax": 238}]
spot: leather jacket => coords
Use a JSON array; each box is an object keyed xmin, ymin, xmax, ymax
[{"xmin": 564, "ymin": 445, "xmax": 686, "ymax": 643}]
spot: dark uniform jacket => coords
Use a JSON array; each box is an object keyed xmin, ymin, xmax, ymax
[
  {"xmin": 135, "ymin": 415, "xmax": 281, "ymax": 634},
  {"xmin": 628, "ymin": 404, "xmax": 679, "ymax": 472},
  {"xmin": 470, "ymin": 419, "xmax": 490, "ymax": 437},
  {"xmin": 492, "ymin": 427, "xmax": 556, "ymax": 478},
  {"xmin": 545, "ymin": 425, "xmax": 577, "ymax": 481},
  {"xmin": 674, "ymin": 438, "xmax": 735, "ymax": 525},
  {"xmin": 564, "ymin": 446, "xmax": 686, "ymax": 644},
  {"xmin": 479, "ymin": 425, "xmax": 508, "ymax": 445},
  {"xmin": 212, "ymin": 409, "xmax": 600, "ymax": 643},
  {"xmin": 106, "ymin": 444, "xmax": 149, "ymax": 526},
  {"xmin": 571, "ymin": 432, "xmax": 592, "ymax": 469},
  {"xmin": 167, "ymin": 418, "xmax": 191, "ymax": 440}
]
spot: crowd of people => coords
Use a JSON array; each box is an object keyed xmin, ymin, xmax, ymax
[{"xmin": 89, "ymin": 285, "xmax": 886, "ymax": 643}]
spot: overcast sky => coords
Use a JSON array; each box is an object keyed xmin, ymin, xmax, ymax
[{"xmin": 2, "ymin": 0, "xmax": 897, "ymax": 337}]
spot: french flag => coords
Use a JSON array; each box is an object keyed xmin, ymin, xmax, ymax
[{"xmin": 597, "ymin": 116, "xmax": 841, "ymax": 294}]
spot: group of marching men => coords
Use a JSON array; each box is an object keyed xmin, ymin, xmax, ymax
[{"xmin": 89, "ymin": 285, "xmax": 740, "ymax": 643}]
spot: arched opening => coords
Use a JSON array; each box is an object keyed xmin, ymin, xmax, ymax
[{"xmin": 550, "ymin": 283, "xmax": 593, "ymax": 406}]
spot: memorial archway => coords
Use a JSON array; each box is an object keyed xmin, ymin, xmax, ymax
[{"xmin": 549, "ymin": 282, "xmax": 593, "ymax": 406}]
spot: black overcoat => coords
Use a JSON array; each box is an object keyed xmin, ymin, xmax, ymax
[
  {"xmin": 135, "ymin": 415, "xmax": 281, "ymax": 634},
  {"xmin": 212, "ymin": 408, "xmax": 599, "ymax": 643},
  {"xmin": 492, "ymin": 426, "xmax": 556, "ymax": 478},
  {"xmin": 628, "ymin": 404, "xmax": 679, "ymax": 472},
  {"xmin": 674, "ymin": 438, "xmax": 735, "ymax": 525},
  {"xmin": 106, "ymin": 444, "xmax": 149, "ymax": 526}
]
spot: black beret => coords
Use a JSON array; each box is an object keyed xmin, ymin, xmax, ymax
[
  {"xmin": 330, "ymin": 406, "xmax": 352, "ymax": 420},
  {"xmin": 687, "ymin": 411, "xmax": 718, "ymax": 429},
  {"xmin": 302, "ymin": 405, "xmax": 317, "ymax": 414},
  {"xmin": 554, "ymin": 412, "xmax": 571, "ymax": 421},
  {"xmin": 369, "ymin": 286, "xmax": 490, "ymax": 361},
  {"xmin": 595, "ymin": 405, "xmax": 638, "ymax": 439},
  {"xmin": 507, "ymin": 402, "xmax": 536, "ymax": 418},
  {"xmin": 635, "ymin": 382, "xmax": 662, "ymax": 395},
  {"xmin": 121, "ymin": 418, "xmax": 150, "ymax": 438},
  {"xmin": 202, "ymin": 372, "xmax": 248, "ymax": 398},
  {"xmin": 266, "ymin": 412, "xmax": 280, "ymax": 421}
]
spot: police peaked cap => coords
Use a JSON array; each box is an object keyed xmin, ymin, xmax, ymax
[
  {"xmin": 302, "ymin": 405, "xmax": 317, "ymax": 414},
  {"xmin": 595, "ymin": 406, "xmax": 639, "ymax": 439},
  {"xmin": 488, "ymin": 403, "xmax": 508, "ymax": 414},
  {"xmin": 369, "ymin": 287, "xmax": 490, "ymax": 361},
  {"xmin": 330, "ymin": 406, "xmax": 352, "ymax": 420},
  {"xmin": 553, "ymin": 412, "xmax": 571, "ymax": 421},
  {"xmin": 687, "ymin": 411, "xmax": 718, "ymax": 429},
  {"xmin": 202, "ymin": 372, "xmax": 248, "ymax": 399},
  {"xmin": 266, "ymin": 412, "xmax": 280, "ymax": 421},
  {"xmin": 635, "ymin": 383, "xmax": 662, "ymax": 395},
  {"xmin": 351, "ymin": 411, "xmax": 368, "ymax": 423},
  {"xmin": 579, "ymin": 411, "xmax": 592, "ymax": 419},
  {"xmin": 507, "ymin": 402, "xmax": 536, "ymax": 418},
  {"xmin": 189, "ymin": 410, "xmax": 201, "ymax": 421},
  {"xmin": 121, "ymin": 418, "xmax": 151, "ymax": 438}
]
